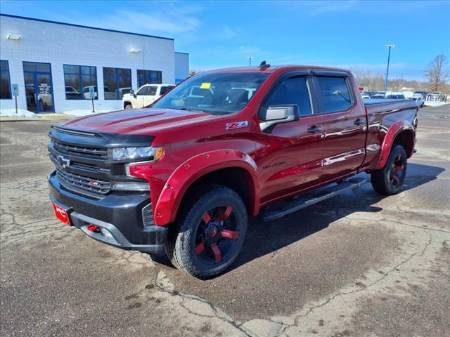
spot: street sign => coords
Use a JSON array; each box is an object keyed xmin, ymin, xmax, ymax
[
  {"xmin": 12, "ymin": 84, "xmax": 19, "ymax": 97},
  {"xmin": 12, "ymin": 84, "xmax": 19, "ymax": 114}
]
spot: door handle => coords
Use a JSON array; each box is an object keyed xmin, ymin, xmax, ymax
[
  {"xmin": 307, "ymin": 125, "xmax": 322, "ymax": 134},
  {"xmin": 354, "ymin": 118, "xmax": 364, "ymax": 126}
]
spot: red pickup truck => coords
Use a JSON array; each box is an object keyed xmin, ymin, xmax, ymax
[{"xmin": 49, "ymin": 65, "xmax": 418, "ymax": 278}]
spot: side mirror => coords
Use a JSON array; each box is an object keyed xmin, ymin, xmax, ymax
[
  {"xmin": 130, "ymin": 89, "xmax": 136, "ymax": 98},
  {"xmin": 259, "ymin": 105, "xmax": 297, "ymax": 131}
]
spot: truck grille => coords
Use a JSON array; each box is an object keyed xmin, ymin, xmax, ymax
[
  {"xmin": 53, "ymin": 140, "xmax": 108, "ymax": 159},
  {"xmin": 56, "ymin": 169, "xmax": 111, "ymax": 195}
]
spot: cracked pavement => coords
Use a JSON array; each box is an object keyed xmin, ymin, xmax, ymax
[{"xmin": 1, "ymin": 106, "xmax": 449, "ymax": 337}]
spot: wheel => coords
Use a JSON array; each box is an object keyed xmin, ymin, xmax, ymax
[
  {"xmin": 165, "ymin": 186, "xmax": 248, "ymax": 278},
  {"xmin": 124, "ymin": 103, "xmax": 132, "ymax": 110},
  {"xmin": 371, "ymin": 144, "xmax": 407, "ymax": 195}
]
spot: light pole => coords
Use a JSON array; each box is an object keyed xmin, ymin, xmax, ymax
[{"xmin": 384, "ymin": 44, "xmax": 395, "ymax": 93}]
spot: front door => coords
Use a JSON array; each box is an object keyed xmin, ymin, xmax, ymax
[
  {"xmin": 23, "ymin": 62, "xmax": 55, "ymax": 113},
  {"xmin": 255, "ymin": 75, "xmax": 325, "ymax": 204}
]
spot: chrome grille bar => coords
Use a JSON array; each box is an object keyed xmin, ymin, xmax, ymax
[{"xmin": 56, "ymin": 169, "xmax": 111, "ymax": 195}]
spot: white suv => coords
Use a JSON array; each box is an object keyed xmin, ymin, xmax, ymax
[{"xmin": 122, "ymin": 84, "xmax": 175, "ymax": 109}]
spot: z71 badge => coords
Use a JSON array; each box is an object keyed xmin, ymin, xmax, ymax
[{"xmin": 226, "ymin": 121, "xmax": 249, "ymax": 130}]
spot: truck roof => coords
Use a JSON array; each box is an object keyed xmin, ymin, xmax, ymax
[{"xmin": 206, "ymin": 65, "xmax": 353, "ymax": 75}]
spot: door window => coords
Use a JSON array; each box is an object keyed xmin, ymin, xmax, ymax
[
  {"xmin": 147, "ymin": 86, "xmax": 157, "ymax": 95},
  {"xmin": 265, "ymin": 76, "xmax": 312, "ymax": 116},
  {"xmin": 136, "ymin": 86, "xmax": 149, "ymax": 96},
  {"xmin": 314, "ymin": 76, "xmax": 353, "ymax": 113},
  {"xmin": 160, "ymin": 86, "xmax": 174, "ymax": 96}
]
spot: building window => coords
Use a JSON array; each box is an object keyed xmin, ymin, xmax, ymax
[
  {"xmin": 137, "ymin": 69, "xmax": 162, "ymax": 87},
  {"xmin": 1, "ymin": 60, "xmax": 12, "ymax": 99},
  {"xmin": 63, "ymin": 64, "xmax": 97, "ymax": 100},
  {"xmin": 103, "ymin": 67, "xmax": 132, "ymax": 100}
]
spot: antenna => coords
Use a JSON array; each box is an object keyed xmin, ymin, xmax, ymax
[{"xmin": 259, "ymin": 60, "xmax": 270, "ymax": 70}]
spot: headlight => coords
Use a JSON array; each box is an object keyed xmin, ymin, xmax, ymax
[{"xmin": 111, "ymin": 146, "xmax": 155, "ymax": 161}]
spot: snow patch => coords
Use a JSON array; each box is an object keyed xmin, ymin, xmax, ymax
[
  {"xmin": 423, "ymin": 101, "xmax": 449, "ymax": 107},
  {"xmin": 0, "ymin": 108, "xmax": 37, "ymax": 117}
]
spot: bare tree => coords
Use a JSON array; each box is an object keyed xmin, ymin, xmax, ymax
[{"xmin": 425, "ymin": 55, "xmax": 449, "ymax": 92}]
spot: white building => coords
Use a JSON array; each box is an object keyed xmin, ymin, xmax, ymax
[{"xmin": 0, "ymin": 14, "xmax": 189, "ymax": 114}]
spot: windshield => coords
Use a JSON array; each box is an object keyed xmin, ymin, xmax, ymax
[{"xmin": 152, "ymin": 72, "xmax": 269, "ymax": 114}]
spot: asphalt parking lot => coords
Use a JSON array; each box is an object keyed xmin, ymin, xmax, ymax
[{"xmin": 1, "ymin": 106, "xmax": 449, "ymax": 337}]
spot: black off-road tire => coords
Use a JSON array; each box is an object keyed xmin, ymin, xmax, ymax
[
  {"xmin": 165, "ymin": 186, "xmax": 248, "ymax": 278},
  {"xmin": 124, "ymin": 103, "xmax": 132, "ymax": 109},
  {"xmin": 371, "ymin": 144, "xmax": 407, "ymax": 195}
]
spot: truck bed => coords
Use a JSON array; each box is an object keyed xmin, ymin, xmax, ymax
[{"xmin": 364, "ymin": 99, "xmax": 418, "ymax": 114}]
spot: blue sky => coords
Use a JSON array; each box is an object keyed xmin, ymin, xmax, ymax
[{"xmin": 1, "ymin": 0, "xmax": 449, "ymax": 80}]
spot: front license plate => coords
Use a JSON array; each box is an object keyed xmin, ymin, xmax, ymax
[{"xmin": 52, "ymin": 203, "xmax": 71, "ymax": 225}]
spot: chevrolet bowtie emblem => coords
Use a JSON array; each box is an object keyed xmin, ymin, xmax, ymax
[{"xmin": 57, "ymin": 155, "xmax": 71, "ymax": 168}]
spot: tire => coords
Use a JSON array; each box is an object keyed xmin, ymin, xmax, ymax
[
  {"xmin": 124, "ymin": 103, "xmax": 132, "ymax": 110},
  {"xmin": 165, "ymin": 186, "xmax": 248, "ymax": 278},
  {"xmin": 371, "ymin": 144, "xmax": 407, "ymax": 195}
]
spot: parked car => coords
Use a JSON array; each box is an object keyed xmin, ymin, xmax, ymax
[
  {"xmin": 65, "ymin": 86, "xmax": 81, "ymax": 99},
  {"xmin": 386, "ymin": 94, "xmax": 406, "ymax": 99},
  {"xmin": 372, "ymin": 92, "xmax": 386, "ymax": 99},
  {"xmin": 414, "ymin": 91, "xmax": 427, "ymax": 99},
  {"xmin": 122, "ymin": 84, "xmax": 175, "ymax": 109},
  {"xmin": 411, "ymin": 93, "xmax": 425, "ymax": 108},
  {"xmin": 48, "ymin": 65, "xmax": 418, "ymax": 278}
]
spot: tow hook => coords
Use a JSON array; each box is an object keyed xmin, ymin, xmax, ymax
[{"xmin": 86, "ymin": 224, "xmax": 101, "ymax": 233}]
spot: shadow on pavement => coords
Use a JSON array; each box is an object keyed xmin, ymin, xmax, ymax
[
  {"xmin": 156, "ymin": 163, "xmax": 445, "ymax": 275},
  {"xmin": 232, "ymin": 163, "xmax": 444, "ymax": 270}
]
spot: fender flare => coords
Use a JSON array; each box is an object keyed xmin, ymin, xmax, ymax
[
  {"xmin": 153, "ymin": 149, "xmax": 260, "ymax": 226},
  {"xmin": 376, "ymin": 121, "xmax": 414, "ymax": 169}
]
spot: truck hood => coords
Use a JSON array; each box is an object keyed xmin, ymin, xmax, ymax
[{"xmin": 61, "ymin": 108, "xmax": 216, "ymax": 135}]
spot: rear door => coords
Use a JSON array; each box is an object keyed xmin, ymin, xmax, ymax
[{"xmin": 310, "ymin": 73, "xmax": 367, "ymax": 178}]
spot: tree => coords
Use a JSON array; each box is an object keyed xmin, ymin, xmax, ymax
[{"xmin": 425, "ymin": 55, "xmax": 449, "ymax": 92}]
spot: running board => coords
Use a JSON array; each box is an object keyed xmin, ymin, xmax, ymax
[{"xmin": 261, "ymin": 177, "xmax": 367, "ymax": 222}]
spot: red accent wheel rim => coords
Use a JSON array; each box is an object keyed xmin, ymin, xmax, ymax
[{"xmin": 194, "ymin": 205, "xmax": 240, "ymax": 264}]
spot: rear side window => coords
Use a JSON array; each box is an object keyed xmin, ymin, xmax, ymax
[
  {"xmin": 265, "ymin": 77, "xmax": 312, "ymax": 116},
  {"xmin": 315, "ymin": 76, "xmax": 352, "ymax": 113},
  {"xmin": 137, "ymin": 86, "xmax": 149, "ymax": 95}
]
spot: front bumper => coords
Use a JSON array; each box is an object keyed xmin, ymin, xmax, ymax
[{"xmin": 49, "ymin": 171, "xmax": 167, "ymax": 254}]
